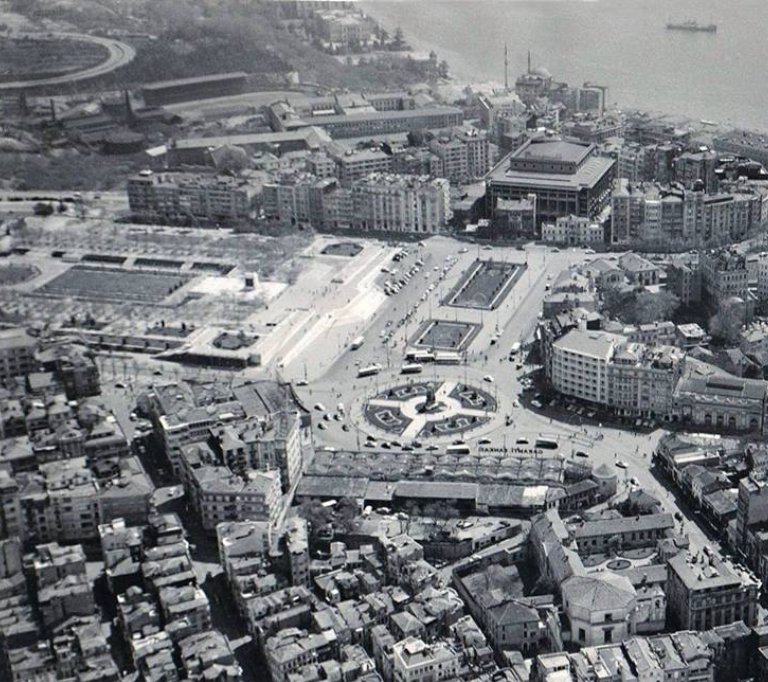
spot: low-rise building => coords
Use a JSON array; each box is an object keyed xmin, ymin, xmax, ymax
[
  {"xmin": 541, "ymin": 214, "xmax": 604, "ymax": 246},
  {"xmin": 561, "ymin": 574, "xmax": 638, "ymax": 647}
]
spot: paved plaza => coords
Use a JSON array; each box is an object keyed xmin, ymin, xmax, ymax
[
  {"xmin": 444, "ymin": 259, "xmax": 522, "ymax": 310},
  {"xmin": 412, "ymin": 319, "xmax": 480, "ymax": 351}
]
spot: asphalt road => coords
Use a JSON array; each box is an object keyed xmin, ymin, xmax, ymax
[{"xmin": 293, "ymin": 239, "xmax": 719, "ymax": 558}]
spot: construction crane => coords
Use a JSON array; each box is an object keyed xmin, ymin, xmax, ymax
[{"xmin": 582, "ymin": 82, "xmax": 608, "ymax": 116}]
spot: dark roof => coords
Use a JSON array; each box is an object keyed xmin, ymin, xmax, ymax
[{"xmin": 142, "ymin": 72, "xmax": 248, "ymax": 91}]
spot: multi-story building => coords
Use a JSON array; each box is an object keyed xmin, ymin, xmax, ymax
[
  {"xmin": 667, "ymin": 259, "xmax": 702, "ymax": 305},
  {"xmin": 328, "ymin": 146, "xmax": 392, "ymax": 186},
  {"xmin": 181, "ymin": 444, "xmax": 282, "ymax": 532},
  {"xmin": 610, "ymin": 180, "xmax": 761, "ymax": 246},
  {"xmin": 607, "ymin": 343, "xmax": 684, "ymax": 419},
  {"xmin": 314, "ymin": 9, "xmax": 377, "ymax": 47},
  {"xmin": 674, "ymin": 150, "xmax": 719, "ymax": 192},
  {"xmin": 0, "ymin": 328, "xmax": 37, "ymax": 385},
  {"xmin": 141, "ymin": 72, "xmax": 247, "ymax": 107},
  {"xmin": 284, "ymin": 516, "xmax": 311, "ymax": 588},
  {"xmin": 568, "ymin": 513, "xmax": 674, "ymax": 555},
  {"xmin": 455, "ymin": 564, "xmax": 554, "ymax": 655},
  {"xmin": 699, "ymin": 248, "xmax": 754, "ymax": 316},
  {"xmin": 270, "ymin": 105, "xmax": 463, "ymax": 139},
  {"xmin": 487, "ymin": 138, "xmax": 615, "ymax": 227},
  {"xmin": 548, "ymin": 329, "xmax": 688, "ymax": 420},
  {"xmin": 493, "ymin": 194, "xmax": 537, "ymax": 239},
  {"xmin": 391, "ymin": 637, "xmax": 460, "ymax": 682},
  {"xmin": 541, "ymin": 214, "xmax": 604, "ymax": 246},
  {"xmin": 389, "ymin": 146, "xmax": 442, "ymax": 177},
  {"xmin": 128, "ymin": 170, "xmax": 258, "ymax": 223},
  {"xmin": 666, "ymin": 550, "xmax": 759, "ymax": 631},
  {"xmin": 735, "ymin": 474, "xmax": 768, "ymax": 567},
  {"xmin": 210, "ymin": 411, "xmax": 302, "ymax": 491},
  {"xmin": 428, "ymin": 127, "xmax": 491, "ymax": 183},
  {"xmin": 350, "ymin": 174, "xmax": 451, "ymax": 234},
  {"xmin": 261, "ymin": 172, "xmax": 335, "ymax": 229},
  {"xmin": 158, "ymin": 585, "xmax": 211, "ymax": 638},
  {"xmin": 549, "ymin": 330, "xmax": 618, "ymax": 407}
]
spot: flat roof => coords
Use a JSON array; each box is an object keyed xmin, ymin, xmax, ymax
[
  {"xmin": 553, "ymin": 329, "xmax": 618, "ymax": 360},
  {"xmin": 512, "ymin": 138, "xmax": 593, "ymax": 165},
  {"xmin": 488, "ymin": 154, "xmax": 615, "ymax": 191},
  {"xmin": 173, "ymin": 126, "xmax": 331, "ymax": 151},
  {"xmin": 309, "ymin": 106, "xmax": 463, "ymax": 125}
]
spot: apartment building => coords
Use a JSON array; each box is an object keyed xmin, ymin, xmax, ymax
[
  {"xmin": 210, "ymin": 411, "xmax": 302, "ymax": 491},
  {"xmin": 351, "ymin": 173, "xmax": 451, "ymax": 234},
  {"xmin": 606, "ymin": 343, "xmax": 684, "ymax": 419},
  {"xmin": 666, "ymin": 550, "xmax": 759, "ymax": 631},
  {"xmin": 549, "ymin": 330, "xmax": 619, "ymax": 406},
  {"xmin": 128, "ymin": 170, "xmax": 257, "ymax": 223},
  {"xmin": 428, "ymin": 127, "xmax": 491, "ymax": 183},
  {"xmin": 610, "ymin": 180, "xmax": 761, "ymax": 246},
  {"xmin": 328, "ymin": 146, "xmax": 392, "ymax": 186},
  {"xmin": 699, "ymin": 247, "xmax": 753, "ymax": 313},
  {"xmin": 181, "ymin": 444, "xmax": 282, "ymax": 531},
  {"xmin": 261, "ymin": 171, "xmax": 334, "ymax": 228},
  {"xmin": 0, "ymin": 328, "xmax": 37, "ymax": 385}
]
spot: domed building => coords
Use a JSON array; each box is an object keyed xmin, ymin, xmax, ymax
[
  {"xmin": 515, "ymin": 53, "xmax": 553, "ymax": 104},
  {"xmin": 592, "ymin": 462, "xmax": 618, "ymax": 498}
]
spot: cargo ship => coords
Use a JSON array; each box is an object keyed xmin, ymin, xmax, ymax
[{"xmin": 666, "ymin": 20, "xmax": 717, "ymax": 33}]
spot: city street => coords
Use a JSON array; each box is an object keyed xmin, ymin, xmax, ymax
[{"xmin": 291, "ymin": 238, "xmax": 718, "ymax": 558}]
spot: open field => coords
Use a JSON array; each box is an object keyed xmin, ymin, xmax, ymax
[{"xmin": 445, "ymin": 259, "xmax": 522, "ymax": 310}]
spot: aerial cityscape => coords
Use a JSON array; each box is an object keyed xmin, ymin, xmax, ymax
[{"xmin": 4, "ymin": 1, "xmax": 768, "ymax": 682}]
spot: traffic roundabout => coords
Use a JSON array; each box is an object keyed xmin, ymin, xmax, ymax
[{"xmin": 359, "ymin": 377, "xmax": 499, "ymax": 441}]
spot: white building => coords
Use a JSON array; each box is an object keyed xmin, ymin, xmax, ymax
[
  {"xmin": 550, "ymin": 330, "xmax": 618, "ymax": 405},
  {"xmin": 351, "ymin": 173, "xmax": 451, "ymax": 234},
  {"xmin": 392, "ymin": 637, "xmax": 460, "ymax": 682},
  {"xmin": 542, "ymin": 214, "xmax": 604, "ymax": 246}
]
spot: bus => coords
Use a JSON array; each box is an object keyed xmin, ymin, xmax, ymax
[
  {"xmin": 357, "ymin": 363, "xmax": 383, "ymax": 378},
  {"xmin": 435, "ymin": 351, "xmax": 461, "ymax": 365},
  {"xmin": 446, "ymin": 444, "xmax": 471, "ymax": 455},
  {"xmin": 349, "ymin": 336, "xmax": 365, "ymax": 351},
  {"xmin": 509, "ymin": 342, "xmax": 522, "ymax": 356},
  {"xmin": 401, "ymin": 363, "xmax": 423, "ymax": 375},
  {"xmin": 405, "ymin": 349, "xmax": 435, "ymax": 363}
]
